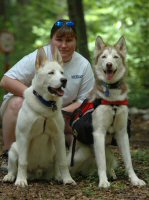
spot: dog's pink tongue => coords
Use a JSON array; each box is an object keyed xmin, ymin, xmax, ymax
[
  {"xmin": 57, "ymin": 89, "xmax": 64, "ymax": 96},
  {"xmin": 106, "ymin": 72, "xmax": 114, "ymax": 80}
]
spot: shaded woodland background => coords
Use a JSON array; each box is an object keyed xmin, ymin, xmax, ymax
[
  {"xmin": 0, "ymin": 0, "xmax": 149, "ymax": 108},
  {"xmin": 0, "ymin": 2, "xmax": 149, "ymax": 199}
]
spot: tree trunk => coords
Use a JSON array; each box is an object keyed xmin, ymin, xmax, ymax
[
  {"xmin": 67, "ymin": 0, "xmax": 90, "ymax": 62},
  {"xmin": 0, "ymin": 0, "xmax": 7, "ymax": 22}
]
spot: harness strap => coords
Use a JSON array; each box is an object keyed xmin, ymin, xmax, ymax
[
  {"xmin": 70, "ymin": 134, "xmax": 77, "ymax": 167},
  {"xmin": 111, "ymin": 106, "xmax": 117, "ymax": 126},
  {"xmin": 101, "ymin": 99, "xmax": 128, "ymax": 105},
  {"xmin": 70, "ymin": 98, "xmax": 128, "ymax": 167},
  {"xmin": 69, "ymin": 99, "xmax": 101, "ymax": 167},
  {"xmin": 43, "ymin": 118, "xmax": 47, "ymax": 133}
]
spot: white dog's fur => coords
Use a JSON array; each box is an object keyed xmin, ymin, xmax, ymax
[
  {"xmin": 68, "ymin": 36, "xmax": 146, "ymax": 188},
  {"xmin": 3, "ymin": 47, "xmax": 76, "ymax": 187}
]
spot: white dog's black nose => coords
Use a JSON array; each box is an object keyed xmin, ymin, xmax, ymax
[
  {"xmin": 106, "ymin": 62, "xmax": 113, "ymax": 69},
  {"xmin": 60, "ymin": 78, "xmax": 67, "ymax": 88}
]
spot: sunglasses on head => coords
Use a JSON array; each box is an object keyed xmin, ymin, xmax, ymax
[{"xmin": 55, "ymin": 21, "xmax": 75, "ymax": 27}]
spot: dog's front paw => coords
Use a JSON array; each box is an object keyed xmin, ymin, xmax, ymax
[
  {"xmin": 130, "ymin": 177, "xmax": 146, "ymax": 187},
  {"xmin": 54, "ymin": 170, "xmax": 62, "ymax": 183},
  {"xmin": 99, "ymin": 180, "xmax": 110, "ymax": 188},
  {"xmin": 15, "ymin": 178, "xmax": 28, "ymax": 187},
  {"xmin": 55, "ymin": 174, "xmax": 63, "ymax": 184},
  {"xmin": 3, "ymin": 173, "xmax": 15, "ymax": 183},
  {"xmin": 63, "ymin": 178, "xmax": 76, "ymax": 185}
]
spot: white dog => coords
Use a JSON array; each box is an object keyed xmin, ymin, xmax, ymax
[
  {"xmin": 3, "ymin": 47, "xmax": 76, "ymax": 187},
  {"xmin": 68, "ymin": 36, "xmax": 146, "ymax": 188}
]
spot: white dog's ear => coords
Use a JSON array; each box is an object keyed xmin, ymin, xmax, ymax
[
  {"xmin": 95, "ymin": 36, "xmax": 106, "ymax": 51},
  {"xmin": 35, "ymin": 47, "xmax": 47, "ymax": 70},
  {"xmin": 115, "ymin": 36, "xmax": 127, "ymax": 57},
  {"xmin": 52, "ymin": 46, "xmax": 63, "ymax": 66},
  {"xmin": 94, "ymin": 36, "xmax": 106, "ymax": 64}
]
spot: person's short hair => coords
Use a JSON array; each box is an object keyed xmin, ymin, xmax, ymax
[{"xmin": 50, "ymin": 19, "xmax": 77, "ymax": 39}]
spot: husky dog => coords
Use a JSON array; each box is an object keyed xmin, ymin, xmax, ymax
[
  {"xmin": 68, "ymin": 36, "xmax": 146, "ymax": 188},
  {"xmin": 3, "ymin": 47, "xmax": 76, "ymax": 187}
]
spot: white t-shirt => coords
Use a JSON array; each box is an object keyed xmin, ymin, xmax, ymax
[{"xmin": 3, "ymin": 45, "xmax": 95, "ymax": 107}]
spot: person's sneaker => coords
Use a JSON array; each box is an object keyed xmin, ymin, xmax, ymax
[{"xmin": 0, "ymin": 150, "xmax": 8, "ymax": 173}]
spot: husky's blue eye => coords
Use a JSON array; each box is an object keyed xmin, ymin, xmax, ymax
[
  {"xmin": 114, "ymin": 55, "xmax": 119, "ymax": 58},
  {"xmin": 101, "ymin": 55, "xmax": 106, "ymax": 59}
]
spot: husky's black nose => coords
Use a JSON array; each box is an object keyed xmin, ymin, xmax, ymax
[
  {"xmin": 106, "ymin": 62, "xmax": 113, "ymax": 69},
  {"xmin": 60, "ymin": 78, "xmax": 67, "ymax": 88}
]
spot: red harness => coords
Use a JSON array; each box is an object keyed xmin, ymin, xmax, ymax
[
  {"xmin": 68, "ymin": 98, "xmax": 128, "ymax": 167},
  {"xmin": 101, "ymin": 99, "xmax": 128, "ymax": 106}
]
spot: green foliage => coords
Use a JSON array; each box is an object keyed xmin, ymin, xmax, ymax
[
  {"xmin": 82, "ymin": 186, "xmax": 96, "ymax": 197},
  {"xmin": 0, "ymin": 0, "xmax": 149, "ymax": 108},
  {"xmin": 0, "ymin": 0, "xmax": 68, "ymax": 64},
  {"xmin": 132, "ymin": 149, "xmax": 149, "ymax": 165},
  {"xmin": 83, "ymin": 0, "xmax": 149, "ymax": 108},
  {"xmin": 129, "ymin": 88, "xmax": 149, "ymax": 109}
]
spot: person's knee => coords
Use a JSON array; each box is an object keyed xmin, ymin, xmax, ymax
[{"xmin": 6, "ymin": 97, "xmax": 23, "ymax": 115}]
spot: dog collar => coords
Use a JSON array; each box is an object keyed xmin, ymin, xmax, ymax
[
  {"xmin": 102, "ymin": 81, "xmax": 121, "ymax": 97},
  {"xmin": 33, "ymin": 90, "xmax": 57, "ymax": 111},
  {"xmin": 101, "ymin": 99, "xmax": 128, "ymax": 106}
]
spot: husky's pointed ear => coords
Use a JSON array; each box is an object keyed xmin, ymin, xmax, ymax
[
  {"xmin": 95, "ymin": 36, "xmax": 106, "ymax": 51},
  {"xmin": 52, "ymin": 45, "xmax": 63, "ymax": 66},
  {"xmin": 35, "ymin": 47, "xmax": 47, "ymax": 70},
  {"xmin": 115, "ymin": 36, "xmax": 127, "ymax": 56},
  {"xmin": 94, "ymin": 36, "xmax": 106, "ymax": 64}
]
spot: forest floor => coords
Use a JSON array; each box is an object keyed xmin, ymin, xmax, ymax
[{"xmin": 0, "ymin": 112, "xmax": 149, "ymax": 200}]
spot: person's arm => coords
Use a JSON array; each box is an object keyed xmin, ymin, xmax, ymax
[
  {"xmin": 62, "ymin": 61, "xmax": 94, "ymax": 113},
  {"xmin": 62, "ymin": 101, "xmax": 81, "ymax": 113},
  {"xmin": 0, "ymin": 48, "xmax": 38, "ymax": 98},
  {"xmin": 0, "ymin": 76, "xmax": 27, "ymax": 97}
]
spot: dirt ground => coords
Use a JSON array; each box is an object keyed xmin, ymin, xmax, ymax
[{"xmin": 0, "ymin": 113, "xmax": 149, "ymax": 200}]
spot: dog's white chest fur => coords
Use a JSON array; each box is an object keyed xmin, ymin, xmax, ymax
[
  {"xmin": 3, "ymin": 47, "xmax": 76, "ymax": 187},
  {"xmin": 67, "ymin": 36, "xmax": 146, "ymax": 189},
  {"xmin": 92, "ymin": 104, "xmax": 128, "ymax": 138}
]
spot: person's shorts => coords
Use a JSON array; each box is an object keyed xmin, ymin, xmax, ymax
[{"xmin": 0, "ymin": 96, "xmax": 13, "ymax": 118}]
